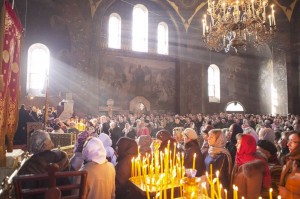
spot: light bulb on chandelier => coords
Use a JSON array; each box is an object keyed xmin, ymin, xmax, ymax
[{"xmin": 202, "ymin": 0, "xmax": 277, "ymax": 53}]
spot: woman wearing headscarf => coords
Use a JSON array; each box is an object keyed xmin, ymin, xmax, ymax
[
  {"xmin": 99, "ymin": 133, "xmax": 117, "ymax": 166},
  {"xmin": 279, "ymin": 131, "xmax": 300, "ymax": 198},
  {"xmin": 17, "ymin": 130, "xmax": 70, "ymax": 198},
  {"xmin": 205, "ymin": 129, "xmax": 232, "ymax": 189},
  {"xmin": 173, "ymin": 127, "xmax": 184, "ymax": 152},
  {"xmin": 78, "ymin": 137, "xmax": 116, "ymax": 199},
  {"xmin": 70, "ymin": 123, "xmax": 98, "ymax": 170},
  {"xmin": 137, "ymin": 135, "xmax": 152, "ymax": 156},
  {"xmin": 232, "ymin": 134, "xmax": 271, "ymax": 199},
  {"xmin": 226, "ymin": 123, "xmax": 243, "ymax": 164},
  {"xmin": 182, "ymin": 128, "xmax": 205, "ymax": 177},
  {"xmin": 115, "ymin": 137, "xmax": 138, "ymax": 199},
  {"xmin": 156, "ymin": 129, "xmax": 177, "ymax": 153}
]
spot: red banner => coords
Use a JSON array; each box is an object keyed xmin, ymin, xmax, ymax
[{"xmin": 0, "ymin": 0, "xmax": 23, "ymax": 165}]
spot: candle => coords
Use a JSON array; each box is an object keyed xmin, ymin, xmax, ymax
[
  {"xmin": 278, "ymin": 196, "xmax": 281, "ymax": 199},
  {"xmin": 173, "ymin": 143, "xmax": 176, "ymax": 166},
  {"xmin": 268, "ymin": 15, "xmax": 272, "ymax": 26},
  {"xmin": 263, "ymin": 1, "xmax": 266, "ymax": 21},
  {"xmin": 131, "ymin": 158, "xmax": 134, "ymax": 177},
  {"xmin": 272, "ymin": 10, "xmax": 276, "ymax": 26},
  {"xmin": 224, "ymin": 189, "xmax": 228, "ymax": 199},
  {"xmin": 269, "ymin": 188, "xmax": 273, "ymax": 199},
  {"xmin": 251, "ymin": 0, "xmax": 255, "ymax": 16},
  {"xmin": 222, "ymin": 2, "xmax": 226, "ymax": 19},
  {"xmin": 202, "ymin": 19, "xmax": 205, "ymax": 36},
  {"xmin": 216, "ymin": 171, "xmax": 221, "ymax": 198},
  {"xmin": 192, "ymin": 153, "xmax": 196, "ymax": 170}
]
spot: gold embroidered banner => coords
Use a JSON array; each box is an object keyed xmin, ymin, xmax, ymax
[{"xmin": 0, "ymin": 0, "xmax": 23, "ymax": 166}]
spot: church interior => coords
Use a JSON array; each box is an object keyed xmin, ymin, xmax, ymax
[{"xmin": 0, "ymin": 0, "xmax": 300, "ymax": 198}]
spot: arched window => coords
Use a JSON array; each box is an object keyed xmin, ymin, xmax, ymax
[
  {"xmin": 208, "ymin": 64, "xmax": 220, "ymax": 103},
  {"xmin": 157, "ymin": 22, "xmax": 168, "ymax": 55},
  {"xmin": 225, "ymin": 101, "xmax": 245, "ymax": 112},
  {"xmin": 132, "ymin": 4, "xmax": 148, "ymax": 52},
  {"xmin": 26, "ymin": 43, "xmax": 50, "ymax": 97},
  {"xmin": 108, "ymin": 13, "xmax": 121, "ymax": 49}
]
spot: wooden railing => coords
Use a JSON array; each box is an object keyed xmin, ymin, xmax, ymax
[{"xmin": 0, "ymin": 145, "xmax": 75, "ymax": 199}]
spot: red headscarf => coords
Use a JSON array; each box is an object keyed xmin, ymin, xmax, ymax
[
  {"xmin": 235, "ymin": 134, "xmax": 256, "ymax": 166},
  {"xmin": 235, "ymin": 134, "xmax": 271, "ymax": 188}
]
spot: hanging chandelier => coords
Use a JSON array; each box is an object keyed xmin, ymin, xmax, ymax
[{"xmin": 202, "ymin": 0, "xmax": 276, "ymax": 53}]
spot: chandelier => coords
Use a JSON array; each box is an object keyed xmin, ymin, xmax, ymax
[{"xmin": 202, "ymin": 0, "xmax": 276, "ymax": 53}]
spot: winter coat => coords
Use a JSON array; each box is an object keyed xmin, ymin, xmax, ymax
[
  {"xmin": 184, "ymin": 139, "xmax": 205, "ymax": 177},
  {"xmin": 79, "ymin": 161, "xmax": 116, "ymax": 199},
  {"xmin": 115, "ymin": 138, "xmax": 138, "ymax": 199},
  {"xmin": 17, "ymin": 150, "xmax": 70, "ymax": 199},
  {"xmin": 231, "ymin": 159, "xmax": 266, "ymax": 199}
]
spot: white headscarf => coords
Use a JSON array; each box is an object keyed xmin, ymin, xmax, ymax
[
  {"xmin": 99, "ymin": 133, "xmax": 117, "ymax": 165},
  {"xmin": 82, "ymin": 137, "xmax": 107, "ymax": 164}
]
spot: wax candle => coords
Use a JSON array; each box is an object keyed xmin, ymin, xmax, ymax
[
  {"xmin": 192, "ymin": 153, "xmax": 196, "ymax": 170},
  {"xmin": 269, "ymin": 188, "xmax": 273, "ymax": 199},
  {"xmin": 131, "ymin": 158, "xmax": 134, "ymax": 177},
  {"xmin": 224, "ymin": 189, "xmax": 228, "ymax": 199}
]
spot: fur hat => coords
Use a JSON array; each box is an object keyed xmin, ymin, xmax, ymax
[
  {"xmin": 82, "ymin": 137, "xmax": 107, "ymax": 164},
  {"xmin": 183, "ymin": 128, "xmax": 198, "ymax": 140},
  {"xmin": 257, "ymin": 140, "xmax": 277, "ymax": 155}
]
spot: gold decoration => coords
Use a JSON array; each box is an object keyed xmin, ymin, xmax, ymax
[
  {"xmin": 202, "ymin": 0, "xmax": 277, "ymax": 52},
  {"xmin": 11, "ymin": 62, "xmax": 19, "ymax": 73},
  {"xmin": 2, "ymin": 50, "xmax": 10, "ymax": 63}
]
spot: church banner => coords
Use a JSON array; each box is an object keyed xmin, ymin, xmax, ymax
[{"xmin": 0, "ymin": 0, "xmax": 23, "ymax": 166}]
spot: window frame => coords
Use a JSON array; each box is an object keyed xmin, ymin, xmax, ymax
[
  {"xmin": 108, "ymin": 13, "xmax": 122, "ymax": 49},
  {"xmin": 132, "ymin": 4, "xmax": 148, "ymax": 52},
  {"xmin": 208, "ymin": 64, "xmax": 220, "ymax": 103}
]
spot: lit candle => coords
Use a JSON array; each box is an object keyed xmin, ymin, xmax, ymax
[
  {"xmin": 202, "ymin": 19, "xmax": 205, "ymax": 36},
  {"xmin": 192, "ymin": 153, "xmax": 196, "ymax": 170},
  {"xmin": 222, "ymin": 2, "xmax": 226, "ymax": 19},
  {"xmin": 224, "ymin": 189, "xmax": 228, "ymax": 199},
  {"xmin": 216, "ymin": 170, "xmax": 221, "ymax": 198},
  {"xmin": 278, "ymin": 196, "xmax": 281, "ymax": 199},
  {"xmin": 173, "ymin": 143, "xmax": 176, "ymax": 167},
  {"xmin": 268, "ymin": 15, "xmax": 272, "ymax": 26},
  {"xmin": 272, "ymin": 10, "xmax": 276, "ymax": 26},
  {"xmin": 263, "ymin": 1, "xmax": 266, "ymax": 21},
  {"xmin": 131, "ymin": 158, "xmax": 134, "ymax": 177},
  {"xmin": 269, "ymin": 188, "xmax": 273, "ymax": 199},
  {"xmin": 251, "ymin": 0, "xmax": 255, "ymax": 17}
]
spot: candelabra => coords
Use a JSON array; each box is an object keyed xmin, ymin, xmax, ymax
[{"xmin": 202, "ymin": 0, "xmax": 276, "ymax": 53}]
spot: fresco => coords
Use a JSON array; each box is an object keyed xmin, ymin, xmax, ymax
[{"xmin": 98, "ymin": 55, "xmax": 176, "ymax": 111}]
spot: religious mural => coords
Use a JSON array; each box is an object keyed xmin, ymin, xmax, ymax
[{"xmin": 98, "ymin": 55, "xmax": 176, "ymax": 111}]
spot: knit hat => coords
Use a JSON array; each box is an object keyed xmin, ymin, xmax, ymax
[
  {"xmin": 82, "ymin": 137, "xmax": 107, "ymax": 164},
  {"xmin": 202, "ymin": 125, "xmax": 214, "ymax": 134},
  {"xmin": 183, "ymin": 128, "xmax": 198, "ymax": 140},
  {"xmin": 257, "ymin": 140, "xmax": 277, "ymax": 155},
  {"xmin": 258, "ymin": 127, "xmax": 275, "ymax": 143}
]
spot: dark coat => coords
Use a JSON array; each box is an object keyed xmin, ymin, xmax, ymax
[
  {"xmin": 17, "ymin": 150, "xmax": 70, "ymax": 199},
  {"xmin": 205, "ymin": 153, "xmax": 231, "ymax": 189},
  {"xmin": 115, "ymin": 138, "xmax": 138, "ymax": 199},
  {"xmin": 109, "ymin": 126, "xmax": 122, "ymax": 150},
  {"xmin": 184, "ymin": 140, "xmax": 205, "ymax": 177}
]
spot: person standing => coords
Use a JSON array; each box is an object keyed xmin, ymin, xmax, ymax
[
  {"xmin": 77, "ymin": 137, "xmax": 115, "ymax": 199},
  {"xmin": 182, "ymin": 128, "xmax": 205, "ymax": 177},
  {"xmin": 279, "ymin": 131, "xmax": 300, "ymax": 198}
]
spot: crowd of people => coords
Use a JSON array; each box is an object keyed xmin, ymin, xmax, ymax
[{"xmin": 14, "ymin": 107, "xmax": 300, "ymax": 198}]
